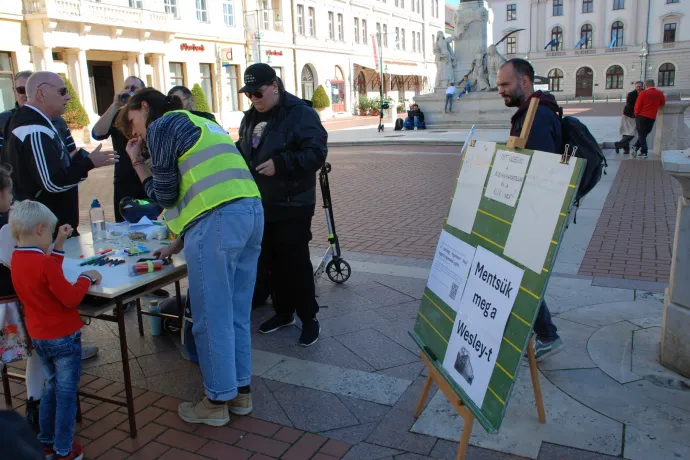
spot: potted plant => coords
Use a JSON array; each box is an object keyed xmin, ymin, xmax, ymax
[
  {"xmin": 191, "ymin": 84, "xmax": 211, "ymax": 113},
  {"xmin": 357, "ymin": 95, "xmax": 371, "ymax": 116},
  {"xmin": 62, "ymin": 77, "xmax": 90, "ymax": 143},
  {"xmin": 369, "ymin": 98, "xmax": 380, "ymax": 116},
  {"xmin": 311, "ymin": 85, "xmax": 330, "ymax": 120}
]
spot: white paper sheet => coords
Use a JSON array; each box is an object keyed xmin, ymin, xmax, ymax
[
  {"xmin": 484, "ymin": 150, "xmax": 530, "ymax": 207},
  {"xmin": 442, "ymin": 246, "xmax": 525, "ymax": 407},
  {"xmin": 62, "ymin": 256, "xmax": 133, "ymax": 289},
  {"xmin": 504, "ymin": 151, "xmax": 574, "ymax": 273},
  {"xmin": 447, "ymin": 141, "xmax": 496, "ymax": 233},
  {"xmin": 426, "ymin": 231, "xmax": 476, "ymax": 312}
]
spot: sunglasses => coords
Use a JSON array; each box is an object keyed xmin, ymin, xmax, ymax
[
  {"xmin": 244, "ymin": 87, "xmax": 266, "ymax": 100},
  {"xmin": 38, "ymin": 82, "xmax": 68, "ymax": 96},
  {"xmin": 14, "ymin": 86, "xmax": 26, "ymax": 95}
]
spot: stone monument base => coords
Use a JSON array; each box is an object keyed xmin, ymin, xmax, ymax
[
  {"xmin": 661, "ymin": 288, "xmax": 690, "ymax": 378},
  {"xmin": 413, "ymin": 89, "xmax": 515, "ymax": 129}
]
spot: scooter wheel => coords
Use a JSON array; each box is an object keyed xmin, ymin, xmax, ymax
[{"xmin": 326, "ymin": 259, "xmax": 351, "ymax": 284}]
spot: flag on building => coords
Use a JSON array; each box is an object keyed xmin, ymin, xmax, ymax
[
  {"xmin": 544, "ymin": 38, "xmax": 558, "ymax": 50},
  {"xmin": 573, "ymin": 36, "xmax": 586, "ymax": 49},
  {"xmin": 608, "ymin": 37, "xmax": 617, "ymax": 48}
]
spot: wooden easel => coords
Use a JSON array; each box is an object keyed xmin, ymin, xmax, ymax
[
  {"xmin": 413, "ymin": 98, "xmax": 546, "ymax": 460},
  {"xmin": 414, "ymin": 338, "xmax": 546, "ymax": 460}
]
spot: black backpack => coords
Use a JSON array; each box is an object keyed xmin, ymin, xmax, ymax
[
  {"xmin": 394, "ymin": 118, "xmax": 404, "ymax": 131},
  {"xmin": 559, "ymin": 109, "xmax": 607, "ymax": 222}
]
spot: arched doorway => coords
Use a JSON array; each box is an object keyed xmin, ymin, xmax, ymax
[
  {"xmin": 575, "ymin": 67, "xmax": 593, "ymax": 97},
  {"xmin": 357, "ymin": 71, "xmax": 366, "ymax": 96},
  {"xmin": 301, "ymin": 64, "xmax": 315, "ymax": 100},
  {"xmin": 331, "ymin": 65, "xmax": 346, "ymax": 112}
]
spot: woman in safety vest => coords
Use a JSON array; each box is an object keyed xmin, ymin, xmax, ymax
[{"xmin": 118, "ymin": 88, "xmax": 263, "ymax": 426}]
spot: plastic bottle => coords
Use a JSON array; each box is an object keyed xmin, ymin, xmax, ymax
[
  {"xmin": 149, "ymin": 300, "xmax": 163, "ymax": 336},
  {"xmin": 89, "ymin": 199, "xmax": 107, "ymax": 241}
]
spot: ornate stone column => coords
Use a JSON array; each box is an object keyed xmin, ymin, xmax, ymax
[
  {"xmin": 660, "ymin": 150, "xmax": 690, "ymax": 377},
  {"xmin": 653, "ymin": 101, "xmax": 690, "ymax": 156}
]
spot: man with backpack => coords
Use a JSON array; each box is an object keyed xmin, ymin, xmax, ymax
[{"xmin": 496, "ymin": 58, "xmax": 565, "ymax": 361}]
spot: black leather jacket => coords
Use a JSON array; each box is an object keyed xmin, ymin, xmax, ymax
[
  {"xmin": 623, "ymin": 90, "xmax": 639, "ymax": 118},
  {"xmin": 237, "ymin": 92, "xmax": 327, "ymax": 222}
]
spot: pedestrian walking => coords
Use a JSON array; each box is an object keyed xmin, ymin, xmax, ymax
[
  {"xmin": 615, "ymin": 81, "xmax": 643, "ymax": 155},
  {"xmin": 236, "ymin": 63, "xmax": 327, "ymax": 347},
  {"xmin": 445, "ymin": 82, "xmax": 456, "ymax": 113},
  {"xmin": 496, "ymin": 58, "xmax": 565, "ymax": 361},
  {"xmin": 633, "ymin": 79, "xmax": 665, "ymax": 158},
  {"xmin": 120, "ymin": 88, "xmax": 264, "ymax": 425}
]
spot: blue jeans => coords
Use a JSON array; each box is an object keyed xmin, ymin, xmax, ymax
[
  {"xmin": 534, "ymin": 301, "xmax": 558, "ymax": 341},
  {"xmin": 32, "ymin": 331, "xmax": 82, "ymax": 456},
  {"xmin": 184, "ymin": 198, "xmax": 264, "ymax": 401},
  {"xmin": 445, "ymin": 94, "xmax": 454, "ymax": 111},
  {"xmin": 404, "ymin": 116, "xmax": 426, "ymax": 130}
]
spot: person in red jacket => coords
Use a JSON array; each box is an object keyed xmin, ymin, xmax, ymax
[
  {"xmin": 633, "ymin": 79, "xmax": 666, "ymax": 158},
  {"xmin": 10, "ymin": 200, "xmax": 102, "ymax": 460}
]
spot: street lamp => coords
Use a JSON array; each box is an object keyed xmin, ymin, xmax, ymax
[{"xmin": 632, "ymin": 44, "xmax": 649, "ymax": 82}]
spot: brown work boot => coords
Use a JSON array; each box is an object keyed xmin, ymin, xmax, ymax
[
  {"xmin": 228, "ymin": 393, "xmax": 253, "ymax": 416},
  {"xmin": 178, "ymin": 397, "xmax": 230, "ymax": 426}
]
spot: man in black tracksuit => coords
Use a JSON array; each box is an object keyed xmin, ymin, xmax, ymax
[
  {"xmin": 497, "ymin": 58, "xmax": 565, "ymax": 362},
  {"xmin": 237, "ymin": 64, "xmax": 327, "ymax": 347}
]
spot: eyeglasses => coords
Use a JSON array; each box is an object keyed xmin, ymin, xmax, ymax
[
  {"xmin": 38, "ymin": 82, "xmax": 68, "ymax": 96},
  {"xmin": 14, "ymin": 86, "xmax": 26, "ymax": 95},
  {"xmin": 244, "ymin": 87, "xmax": 266, "ymax": 100}
]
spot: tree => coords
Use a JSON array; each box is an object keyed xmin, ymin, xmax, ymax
[
  {"xmin": 311, "ymin": 85, "xmax": 331, "ymax": 109},
  {"xmin": 191, "ymin": 84, "xmax": 211, "ymax": 113},
  {"xmin": 62, "ymin": 77, "xmax": 89, "ymax": 129}
]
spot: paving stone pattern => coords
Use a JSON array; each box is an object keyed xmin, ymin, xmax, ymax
[{"xmin": 578, "ymin": 159, "xmax": 680, "ymax": 282}]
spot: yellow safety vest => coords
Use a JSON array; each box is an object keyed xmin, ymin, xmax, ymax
[{"xmin": 163, "ymin": 110, "xmax": 261, "ymax": 234}]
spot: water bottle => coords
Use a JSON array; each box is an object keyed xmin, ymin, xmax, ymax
[
  {"xmin": 89, "ymin": 199, "xmax": 107, "ymax": 241},
  {"xmin": 149, "ymin": 300, "xmax": 163, "ymax": 336}
]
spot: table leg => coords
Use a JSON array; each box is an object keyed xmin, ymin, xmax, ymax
[
  {"xmin": 175, "ymin": 280, "xmax": 183, "ymax": 324},
  {"xmin": 2, "ymin": 365, "xmax": 12, "ymax": 407},
  {"xmin": 116, "ymin": 299, "xmax": 138, "ymax": 438},
  {"xmin": 136, "ymin": 298, "xmax": 144, "ymax": 337}
]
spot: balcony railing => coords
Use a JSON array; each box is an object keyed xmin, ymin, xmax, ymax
[
  {"xmin": 574, "ymin": 49, "xmax": 596, "ymax": 55},
  {"xmin": 23, "ymin": 0, "xmax": 173, "ymax": 30},
  {"xmin": 605, "ymin": 46, "xmax": 628, "ymax": 53}
]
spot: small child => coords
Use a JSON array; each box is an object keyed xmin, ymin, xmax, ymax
[{"xmin": 10, "ymin": 200, "xmax": 102, "ymax": 460}]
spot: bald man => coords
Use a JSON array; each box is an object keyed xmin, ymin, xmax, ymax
[{"xmin": 3, "ymin": 71, "xmax": 117, "ymax": 232}]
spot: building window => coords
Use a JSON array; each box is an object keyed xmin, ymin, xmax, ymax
[
  {"xmin": 551, "ymin": 26, "xmax": 563, "ymax": 50},
  {"xmin": 582, "ymin": 0, "xmax": 593, "ymax": 13},
  {"xmin": 580, "ymin": 24, "xmax": 593, "ymax": 49},
  {"xmin": 362, "ymin": 20, "xmax": 367, "ymax": 44},
  {"xmin": 507, "ymin": 4, "xmax": 516, "ymax": 21},
  {"xmin": 611, "ymin": 21, "xmax": 624, "ymax": 46},
  {"xmin": 417, "ymin": 32, "xmax": 421, "ymax": 53},
  {"xmin": 308, "ymin": 7, "xmax": 315, "ymax": 36},
  {"xmin": 301, "ymin": 65, "xmax": 315, "ymax": 100},
  {"xmin": 164, "ymin": 0, "xmax": 178, "ymax": 17},
  {"xmin": 395, "ymin": 27, "xmax": 400, "ymax": 49},
  {"xmin": 401, "ymin": 28, "xmax": 406, "ymax": 50},
  {"xmin": 411, "ymin": 0, "xmax": 415, "ymax": 12},
  {"xmin": 354, "ymin": 18, "xmax": 359, "ymax": 43},
  {"xmin": 664, "ymin": 23, "xmax": 677, "ymax": 43},
  {"xmin": 412, "ymin": 30, "xmax": 416, "ymax": 52},
  {"xmin": 297, "ymin": 5, "xmax": 304, "ymax": 35},
  {"xmin": 605, "ymin": 65, "xmax": 624, "ymax": 89},
  {"xmin": 129, "ymin": 0, "xmax": 142, "ymax": 8},
  {"xmin": 435, "ymin": 0, "xmax": 439, "ymax": 18},
  {"xmin": 337, "ymin": 13, "xmax": 344, "ymax": 41},
  {"xmin": 553, "ymin": 0, "xmax": 563, "ymax": 16},
  {"xmin": 261, "ymin": 0, "xmax": 270, "ymax": 30},
  {"xmin": 383, "ymin": 24, "xmax": 388, "ymax": 47},
  {"xmin": 400, "ymin": 0, "xmax": 404, "ymax": 8},
  {"xmin": 223, "ymin": 0, "xmax": 234, "ymax": 26},
  {"xmin": 667, "ymin": 0, "xmax": 679, "ymax": 3},
  {"xmin": 613, "ymin": 0, "xmax": 624, "ymax": 10},
  {"xmin": 199, "ymin": 64, "xmax": 214, "ymax": 111},
  {"xmin": 0, "ymin": 52, "xmax": 14, "ymax": 113},
  {"xmin": 416, "ymin": 0, "xmax": 420, "ymax": 13},
  {"xmin": 169, "ymin": 62, "xmax": 184, "ymax": 90},
  {"xmin": 548, "ymin": 69, "xmax": 563, "ymax": 92},
  {"xmin": 224, "ymin": 65, "xmax": 240, "ymax": 112},
  {"xmin": 395, "ymin": 0, "xmax": 398, "ymax": 6},
  {"xmin": 506, "ymin": 36, "xmax": 516, "ymax": 55},
  {"xmin": 659, "ymin": 63, "xmax": 675, "ymax": 86},
  {"xmin": 328, "ymin": 12, "xmax": 334, "ymax": 40},
  {"xmin": 196, "ymin": 0, "xmax": 208, "ymax": 22}
]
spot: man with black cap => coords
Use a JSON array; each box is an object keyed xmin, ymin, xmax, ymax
[{"xmin": 237, "ymin": 63, "xmax": 327, "ymax": 347}]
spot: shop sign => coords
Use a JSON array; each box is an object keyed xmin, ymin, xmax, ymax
[
  {"xmin": 266, "ymin": 50, "xmax": 283, "ymax": 56},
  {"xmin": 221, "ymin": 48, "xmax": 233, "ymax": 67},
  {"xmin": 180, "ymin": 43, "xmax": 205, "ymax": 52}
]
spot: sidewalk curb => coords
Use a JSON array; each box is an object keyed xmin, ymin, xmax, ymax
[{"xmin": 329, "ymin": 140, "xmax": 616, "ymax": 148}]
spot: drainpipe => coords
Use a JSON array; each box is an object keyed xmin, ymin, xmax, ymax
[
  {"xmin": 644, "ymin": 0, "xmax": 651, "ymax": 81},
  {"xmin": 290, "ymin": 0, "xmax": 299, "ymax": 95}
]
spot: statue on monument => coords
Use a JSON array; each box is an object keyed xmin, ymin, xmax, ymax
[
  {"xmin": 433, "ymin": 31, "xmax": 456, "ymax": 88},
  {"xmin": 468, "ymin": 48, "xmax": 491, "ymax": 92},
  {"xmin": 485, "ymin": 44, "xmax": 507, "ymax": 90}
]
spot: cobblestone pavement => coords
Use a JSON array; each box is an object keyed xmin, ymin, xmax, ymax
[{"xmin": 578, "ymin": 157, "xmax": 680, "ymax": 283}]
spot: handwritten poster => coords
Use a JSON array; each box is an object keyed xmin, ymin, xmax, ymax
[
  {"xmin": 442, "ymin": 246, "xmax": 525, "ymax": 407},
  {"xmin": 447, "ymin": 141, "xmax": 496, "ymax": 234},
  {"xmin": 504, "ymin": 151, "xmax": 574, "ymax": 273},
  {"xmin": 484, "ymin": 150, "xmax": 530, "ymax": 207},
  {"xmin": 426, "ymin": 231, "xmax": 476, "ymax": 312}
]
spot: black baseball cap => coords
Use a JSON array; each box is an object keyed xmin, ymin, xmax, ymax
[{"xmin": 239, "ymin": 63, "xmax": 277, "ymax": 93}]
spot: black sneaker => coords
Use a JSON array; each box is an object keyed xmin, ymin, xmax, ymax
[
  {"xmin": 150, "ymin": 289, "xmax": 170, "ymax": 298},
  {"xmin": 614, "ymin": 142, "xmax": 620, "ymax": 154},
  {"xmin": 25, "ymin": 397, "xmax": 40, "ymax": 435},
  {"xmin": 299, "ymin": 319, "xmax": 320, "ymax": 347},
  {"xmin": 258, "ymin": 315, "xmax": 296, "ymax": 334}
]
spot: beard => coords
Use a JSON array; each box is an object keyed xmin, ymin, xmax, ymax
[{"xmin": 503, "ymin": 86, "xmax": 524, "ymax": 107}]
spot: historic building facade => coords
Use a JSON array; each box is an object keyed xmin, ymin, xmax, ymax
[{"xmin": 487, "ymin": 0, "xmax": 689, "ymax": 98}]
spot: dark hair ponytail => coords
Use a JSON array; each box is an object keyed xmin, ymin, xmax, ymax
[{"xmin": 116, "ymin": 88, "xmax": 183, "ymax": 138}]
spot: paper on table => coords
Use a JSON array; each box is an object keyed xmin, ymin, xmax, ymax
[
  {"xmin": 426, "ymin": 230, "xmax": 476, "ymax": 312},
  {"xmin": 484, "ymin": 150, "xmax": 530, "ymax": 207},
  {"xmin": 130, "ymin": 216, "xmax": 153, "ymax": 228},
  {"xmin": 504, "ymin": 151, "xmax": 574, "ymax": 273},
  {"xmin": 447, "ymin": 141, "xmax": 496, "ymax": 234},
  {"xmin": 62, "ymin": 256, "xmax": 133, "ymax": 289},
  {"xmin": 442, "ymin": 246, "xmax": 524, "ymax": 407}
]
